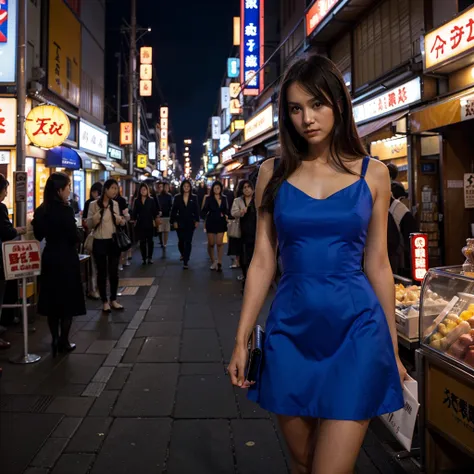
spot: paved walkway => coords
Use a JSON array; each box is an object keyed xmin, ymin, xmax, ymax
[{"xmin": 0, "ymin": 230, "xmax": 420, "ymax": 474}]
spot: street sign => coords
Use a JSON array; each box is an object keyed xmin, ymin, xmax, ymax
[
  {"xmin": 137, "ymin": 154, "xmax": 147, "ymax": 169},
  {"xmin": 2, "ymin": 240, "xmax": 42, "ymax": 281},
  {"xmin": 14, "ymin": 171, "xmax": 27, "ymax": 203}
]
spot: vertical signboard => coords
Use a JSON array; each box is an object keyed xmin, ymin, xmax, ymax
[
  {"xmin": 410, "ymin": 234, "xmax": 429, "ymax": 282},
  {"xmin": 221, "ymin": 87, "xmax": 230, "ymax": 109},
  {"xmin": 211, "ymin": 117, "xmax": 221, "ymax": 140},
  {"xmin": 160, "ymin": 107, "xmax": 168, "ymax": 176},
  {"xmin": 139, "ymin": 47, "xmax": 152, "ymax": 97},
  {"xmin": 0, "ymin": 98, "xmax": 17, "ymax": 146},
  {"xmin": 241, "ymin": 0, "xmax": 264, "ymax": 96},
  {"xmin": 0, "ymin": 0, "xmax": 17, "ymax": 83}
]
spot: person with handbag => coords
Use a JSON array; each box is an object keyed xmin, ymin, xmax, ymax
[
  {"xmin": 157, "ymin": 182, "xmax": 173, "ymax": 249},
  {"xmin": 227, "ymin": 185, "xmax": 241, "ymax": 270},
  {"xmin": 32, "ymin": 173, "xmax": 86, "ymax": 357},
  {"xmin": 132, "ymin": 183, "xmax": 160, "ymax": 265},
  {"xmin": 87, "ymin": 179, "xmax": 126, "ymax": 314}
]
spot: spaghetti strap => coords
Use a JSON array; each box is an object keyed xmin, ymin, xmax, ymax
[{"xmin": 360, "ymin": 156, "xmax": 370, "ymax": 179}]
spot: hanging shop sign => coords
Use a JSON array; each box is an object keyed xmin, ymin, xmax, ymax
[
  {"xmin": 48, "ymin": 0, "xmax": 81, "ymax": 106},
  {"xmin": 0, "ymin": 151, "xmax": 10, "ymax": 164},
  {"xmin": 148, "ymin": 141, "xmax": 156, "ymax": 161},
  {"xmin": 0, "ymin": 97, "xmax": 17, "ymax": 146},
  {"xmin": 353, "ymin": 77, "xmax": 422, "ymax": 124},
  {"xmin": 410, "ymin": 233, "xmax": 429, "ymax": 282},
  {"xmin": 140, "ymin": 80, "xmax": 152, "ymax": 97},
  {"xmin": 160, "ymin": 107, "xmax": 168, "ymax": 161},
  {"xmin": 233, "ymin": 17, "xmax": 241, "ymax": 46},
  {"xmin": 221, "ymin": 146, "xmax": 237, "ymax": 163},
  {"xmin": 423, "ymin": 6, "xmax": 474, "ymax": 72},
  {"xmin": 229, "ymin": 83, "xmax": 241, "ymax": 98},
  {"xmin": 2, "ymin": 240, "xmax": 41, "ymax": 281},
  {"xmin": 107, "ymin": 144, "xmax": 123, "ymax": 161},
  {"xmin": 25, "ymin": 105, "xmax": 70, "ymax": 149},
  {"xmin": 306, "ymin": 0, "xmax": 341, "ymax": 37},
  {"xmin": 137, "ymin": 154, "xmax": 147, "ymax": 169},
  {"xmin": 140, "ymin": 64, "xmax": 152, "ymax": 81},
  {"xmin": 227, "ymin": 58, "xmax": 240, "ymax": 78},
  {"xmin": 460, "ymin": 94, "xmax": 474, "ymax": 121},
  {"xmin": 464, "ymin": 173, "xmax": 474, "ymax": 209},
  {"xmin": 140, "ymin": 47, "xmax": 152, "ymax": 64},
  {"xmin": 241, "ymin": 0, "xmax": 264, "ymax": 96},
  {"xmin": 230, "ymin": 99, "xmax": 242, "ymax": 115},
  {"xmin": 244, "ymin": 104, "xmax": 273, "ymax": 142},
  {"xmin": 219, "ymin": 133, "xmax": 230, "ymax": 150},
  {"xmin": 120, "ymin": 122, "xmax": 133, "ymax": 145},
  {"xmin": 221, "ymin": 87, "xmax": 230, "ymax": 109},
  {"xmin": 231, "ymin": 119, "xmax": 245, "ymax": 133},
  {"xmin": 139, "ymin": 47, "xmax": 153, "ymax": 97},
  {"xmin": 0, "ymin": 0, "xmax": 17, "ymax": 83},
  {"xmin": 211, "ymin": 116, "xmax": 221, "ymax": 140},
  {"xmin": 79, "ymin": 120, "xmax": 108, "ymax": 157}
]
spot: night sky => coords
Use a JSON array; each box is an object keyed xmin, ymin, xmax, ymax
[{"xmin": 106, "ymin": 0, "xmax": 240, "ymax": 171}]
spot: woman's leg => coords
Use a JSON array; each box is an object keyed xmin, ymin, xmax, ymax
[
  {"xmin": 177, "ymin": 229, "xmax": 184, "ymax": 258},
  {"xmin": 147, "ymin": 235, "xmax": 154, "ymax": 261},
  {"xmin": 311, "ymin": 419, "xmax": 369, "ymax": 474},
  {"xmin": 89, "ymin": 255, "xmax": 99, "ymax": 298},
  {"xmin": 207, "ymin": 234, "xmax": 216, "ymax": 264},
  {"xmin": 108, "ymin": 249, "xmax": 121, "ymax": 304},
  {"xmin": 47, "ymin": 314, "xmax": 60, "ymax": 356},
  {"xmin": 216, "ymin": 233, "xmax": 225, "ymax": 266},
  {"xmin": 183, "ymin": 230, "xmax": 194, "ymax": 264},
  {"xmin": 93, "ymin": 250, "xmax": 108, "ymax": 303},
  {"xmin": 277, "ymin": 415, "xmax": 318, "ymax": 474},
  {"xmin": 59, "ymin": 316, "xmax": 75, "ymax": 352},
  {"xmin": 139, "ymin": 238, "xmax": 147, "ymax": 262},
  {"xmin": 163, "ymin": 231, "xmax": 169, "ymax": 247}
]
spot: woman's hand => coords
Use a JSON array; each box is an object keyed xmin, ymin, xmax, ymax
[
  {"xmin": 228, "ymin": 344, "xmax": 252, "ymax": 389},
  {"xmin": 396, "ymin": 355, "xmax": 408, "ymax": 387},
  {"xmin": 240, "ymin": 208, "xmax": 246, "ymax": 217},
  {"xmin": 16, "ymin": 226, "xmax": 26, "ymax": 235}
]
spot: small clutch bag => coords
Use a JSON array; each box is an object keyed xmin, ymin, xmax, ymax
[{"xmin": 246, "ymin": 325, "xmax": 265, "ymax": 383}]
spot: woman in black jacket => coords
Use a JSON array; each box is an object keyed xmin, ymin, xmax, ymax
[
  {"xmin": 32, "ymin": 172, "xmax": 86, "ymax": 357},
  {"xmin": 132, "ymin": 183, "xmax": 159, "ymax": 265},
  {"xmin": 170, "ymin": 180, "xmax": 200, "ymax": 269},
  {"xmin": 0, "ymin": 174, "xmax": 26, "ymax": 349},
  {"xmin": 158, "ymin": 182, "xmax": 173, "ymax": 249}
]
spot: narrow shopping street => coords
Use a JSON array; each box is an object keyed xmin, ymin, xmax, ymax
[{"xmin": 1, "ymin": 231, "xmax": 419, "ymax": 474}]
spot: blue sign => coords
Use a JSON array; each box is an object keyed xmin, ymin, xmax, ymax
[
  {"xmin": 241, "ymin": 0, "xmax": 263, "ymax": 96},
  {"xmin": 0, "ymin": 0, "xmax": 17, "ymax": 83},
  {"xmin": 227, "ymin": 58, "xmax": 240, "ymax": 78},
  {"xmin": 46, "ymin": 146, "xmax": 81, "ymax": 170}
]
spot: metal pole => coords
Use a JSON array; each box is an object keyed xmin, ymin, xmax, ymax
[
  {"xmin": 128, "ymin": 0, "xmax": 137, "ymax": 199},
  {"xmin": 116, "ymin": 52, "xmax": 121, "ymax": 122},
  {"xmin": 16, "ymin": 0, "xmax": 27, "ymax": 228}
]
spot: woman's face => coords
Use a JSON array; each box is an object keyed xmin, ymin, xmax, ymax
[
  {"xmin": 183, "ymin": 183, "xmax": 191, "ymax": 193},
  {"xmin": 106, "ymin": 184, "xmax": 118, "ymax": 199},
  {"xmin": 213, "ymin": 185, "xmax": 221, "ymax": 195},
  {"xmin": 287, "ymin": 81, "xmax": 335, "ymax": 148},
  {"xmin": 164, "ymin": 183, "xmax": 170, "ymax": 193},
  {"xmin": 140, "ymin": 186, "xmax": 148, "ymax": 197},
  {"xmin": 0, "ymin": 185, "xmax": 8, "ymax": 203},
  {"xmin": 242, "ymin": 183, "xmax": 254, "ymax": 197},
  {"xmin": 58, "ymin": 183, "xmax": 71, "ymax": 203},
  {"xmin": 91, "ymin": 190, "xmax": 100, "ymax": 200},
  {"xmin": 157, "ymin": 184, "xmax": 164, "ymax": 193}
]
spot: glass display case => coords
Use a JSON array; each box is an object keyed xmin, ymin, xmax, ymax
[{"xmin": 420, "ymin": 266, "xmax": 474, "ymax": 373}]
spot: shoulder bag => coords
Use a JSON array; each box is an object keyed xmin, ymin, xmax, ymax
[
  {"xmin": 228, "ymin": 198, "xmax": 242, "ymax": 239},
  {"xmin": 111, "ymin": 202, "xmax": 132, "ymax": 252}
]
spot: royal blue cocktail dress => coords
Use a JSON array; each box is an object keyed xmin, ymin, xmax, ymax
[{"xmin": 248, "ymin": 157, "xmax": 404, "ymax": 420}]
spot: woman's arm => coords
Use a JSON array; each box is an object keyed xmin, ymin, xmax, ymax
[
  {"xmin": 229, "ymin": 159, "xmax": 278, "ymax": 387},
  {"xmin": 86, "ymin": 201, "xmax": 101, "ymax": 229},
  {"xmin": 364, "ymin": 160, "xmax": 407, "ymax": 382},
  {"xmin": 113, "ymin": 201, "xmax": 125, "ymax": 226},
  {"xmin": 170, "ymin": 196, "xmax": 179, "ymax": 225},
  {"xmin": 231, "ymin": 198, "xmax": 242, "ymax": 218},
  {"xmin": 0, "ymin": 203, "xmax": 18, "ymax": 241}
]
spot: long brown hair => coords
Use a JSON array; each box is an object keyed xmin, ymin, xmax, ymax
[{"xmin": 261, "ymin": 54, "xmax": 367, "ymax": 213}]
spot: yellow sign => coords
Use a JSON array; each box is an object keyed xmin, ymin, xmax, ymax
[
  {"xmin": 137, "ymin": 154, "xmax": 147, "ymax": 169},
  {"xmin": 370, "ymin": 137, "xmax": 408, "ymax": 161},
  {"xmin": 244, "ymin": 104, "xmax": 274, "ymax": 142},
  {"xmin": 230, "ymin": 98, "xmax": 242, "ymax": 115},
  {"xmin": 233, "ymin": 17, "xmax": 241, "ymax": 46},
  {"xmin": 140, "ymin": 80, "xmax": 152, "ymax": 97},
  {"xmin": 48, "ymin": 0, "xmax": 81, "ymax": 106},
  {"xmin": 140, "ymin": 47, "xmax": 152, "ymax": 65},
  {"xmin": 424, "ymin": 6, "xmax": 474, "ymax": 71},
  {"xmin": 25, "ymin": 106, "xmax": 70, "ymax": 149},
  {"xmin": 120, "ymin": 122, "xmax": 133, "ymax": 145},
  {"xmin": 234, "ymin": 119, "xmax": 245, "ymax": 130},
  {"xmin": 427, "ymin": 365, "xmax": 474, "ymax": 455},
  {"xmin": 140, "ymin": 64, "xmax": 152, "ymax": 80},
  {"xmin": 229, "ymin": 83, "xmax": 241, "ymax": 98}
]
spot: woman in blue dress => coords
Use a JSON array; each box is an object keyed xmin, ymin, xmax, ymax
[{"xmin": 228, "ymin": 54, "xmax": 407, "ymax": 473}]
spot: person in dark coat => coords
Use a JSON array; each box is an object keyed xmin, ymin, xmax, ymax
[
  {"xmin": 170, "ymin": 180, "xmax": 200, "ymax": 269},
  {"xmin": 158, "ymin": 182, "xmax": 173, "ymax": 248},
  {"xmin": 197, "ymin": 182, "xmax": 208, "ymax": 212},
  {"xmin": 32, "ymin": 172, "xmax": 86, "ymax": 357},
  {"xmin": 132, "ymin": 183, "xmax": 160, "ymax": 264},
  {"xmin": 0, "ymin": 174, "xmax": 26, "ymax": 349},
  {"xmin": 114, "ymin": 189, "xmax": 131, "ymax": 269}
]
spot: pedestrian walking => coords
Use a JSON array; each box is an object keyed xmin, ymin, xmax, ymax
[
  {"xmin": 114, "ymin": 189, "xmax": 131, "ymax": 270},
  {"xmin": 202, "ymin": 181, "xmax": 229, "ymax": 272},
  {"xmin": 226, "ymin": 185, "xmax": 241, "ymax": 269},
  {"xmin": 87, "ymin": 179, "xmax": 126, "ymax": 314},
  {"xmin": 170, "ymin": 180, "xmax": 200, "ymax": 269},
  {"xmin": 32, "ymin": 173, "xmax": 86, "ymax": 357},
  {"xmin": 158, "ymin": 182, "xmax": 173, "ymax": 249},
  {"xmin": 0, "ymin": 174, "xmax": 26, "ymax": 349},
  {"xmin": 132, "ymin": 183, "xmax": 160, "ymax": 265},
  {"xmin": 228, "ymin": 55, "xmax": 407, "ymax": 473},
  {"xmin": 197, "ymin": 181, "xmax": 207, "ymax": 212},
  {"xmin": 154, "ymin": 182, "xmax": 164, "ymax": 247}
]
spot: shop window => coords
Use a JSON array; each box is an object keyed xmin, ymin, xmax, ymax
[{"xmin": 459, "ymin": 0, "xmax": 474, "ymax": 12}]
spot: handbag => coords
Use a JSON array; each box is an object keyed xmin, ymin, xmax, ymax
[
  {"xmin": 246, "ymin": 325, "xmax": 265, "ymax": 383},
  {"xmin": 84, "ymin": 232, "xmax": 94, "ymax": 253},
  {"xmin": 227, "ymin": 219, "xmax": 241, "ymax": 239},
  {"xmin": 112, "ymin": 225, "xmax": 132, "ymax": 252}
]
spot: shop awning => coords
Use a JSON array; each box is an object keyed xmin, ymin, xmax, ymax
[
  {"xmin": 357, "ymin": 110, "xmax": 407, "ymax": 139},
  {"xmin": 98, "ymin": 158, "xmax": 115, "ymax": 172},
  {"xmin": 207, "ymin": 164, "xmax": 224, "ymax": 177},
  {"xmin": 46, "ymin": 146, "xmax": 81, "ymax": 170},
  {"xmin": 75, "ymin": 150, "xmax": 93, "ymax": 169},
  {"xmin": 110, "ymin": 161, "xmax": 127, "ymax": 176},
  {"xmin": 234, "ymin": 128, "xmax": 279, "ymax": 160},
  {"xmin": 221, "ymin": 162, "xmax": 243, "ymax": 178}
]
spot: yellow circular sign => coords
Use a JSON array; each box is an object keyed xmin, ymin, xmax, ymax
[{"xmin": 25, "ymin": 105, "xmax": 71, "ymax": 149}]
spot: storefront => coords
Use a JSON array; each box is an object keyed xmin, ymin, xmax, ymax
[
  {"xmin": 107, "ymin": 143, "xmax": 127, "ymax": 191},
  {"xmin": 78, "ymin": 119, "xmax": 109, "ymax": 184}
]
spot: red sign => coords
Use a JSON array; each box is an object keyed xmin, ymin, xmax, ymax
[
  {"xmin": 306, "ymin": 0, "xmax": 341, "ymax": 37},
  {"xmin": 2, "ymin": 241, "xmax": 41, "ymax": 281},
  {"xmin": 410, "ymin": 233, "xmax": 429, "ymax": 282}
]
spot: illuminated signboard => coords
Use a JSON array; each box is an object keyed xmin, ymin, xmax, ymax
[
  {"xmin": 25, "ymin": 105, "xmax": 70, "ymax": 149},
  {"xmin": 139, "ymin": 47, "xmax": 152, "ymax": 97},
  {"xmin": 244, "ymin": 104, "xmax": 273, "ymax": 142},
  {"xmin": 424, "ymin": 6, "xmax": 474, "ymax": 71},
  {"xmin": 79, "ymin": 120, "xmax": 108, "ymax": 157},
  {"xmin": 0, "ymin": 0, "xmax": 17, "ymax": 83},
  {"xmin": 227, "ymin": 58, "xmax": 240, "ymax": 78},
  {"xmin": 120, "ymin": 122, "xmax": 133, "ymax": 145},
  {"xmin": 241, "ymin": 0, "xmax": 264, "ymax": 96},
  {"xmin": 211, "ymin": 116, "xmax": 221, "ymax": 140},
  {"xmin": 306, "ymin": 0, "xmax": 341, "ymax": 37},
  {"xmin": 137, "ymin": 154, "xmax": 147, "ymax": 169},
  {"xmin": 410, "ymin": 234, "xmax": 429, "ymax": 282},
  {"xmin": 148, "ymin": 141, "xmax": 156, "ymax": 161},
  {"xmin": 160, "ymin": 107, "xmax": 168, "ymax": 168},
  {"xmin": 140, "ymin": 47, "xmax": 152, "ymax": 64},
  {"xmin": 0, "ymin": 98, "xmax": 17, "ymax": 146},
  {"xmin": 140, "ymin": 64, "xmax": 152, "ymax": 80},
  {"xmin": 353, "ymin": 77, "xmax": 421, "ymax": 124}
]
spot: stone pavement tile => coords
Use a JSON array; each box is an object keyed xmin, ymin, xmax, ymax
[
  {"xmin": 234, "ymin": 389, "xmax": 270, "ymax": 419},
  {"xmin": 88, "ymin": 390, "xmax": 119, "ymax": 417},
  {"xmin": 65, "ymin": 417, "xmax": 112, "ymax": 453},
  {"xmin": 0, "ymin": 394, "xmax": 40, "ymax": 412},
  {"xmin": 180, "ymin": 329, "xmax": 221, "ymax": 362},
  {"xmin": 31, "ymin": 438, "xmax": 69, "ymax": 468},
  {"xmin": 180, "ymin": 362, "xmax": 226, "ymax": 375},
  {"xmin": 116, "ymin": 328, "xmax": 137, "ymax": 349},
  {"xmin": 46, "ymin": 354, "xmax": 106, "ymax": 385},
  {"xmin": 46, "ymin": 397, "xmax": 94, "ymax": 417},
  {"xmin": 97, "ymin": 322, "xmax": 128, "ymax": 340},
  {"xmin": 37, "ymin": 382, "xmax": 87, "ymax": 397},
  {"xmin": 174, "ymin": 374, "xmax": 238, "ymax": 419},
  {"xmin": 127, "ymin": 310, "xmax": 147, "ymax": 329},
  {"xmin": 122, "ymin": 338, "xmax": 144, "ymax": 363},
  {"xmin": 113, "ymin": 363, "xmax": 178, "ymax": 417},
  {"xmin": 65, "ymin": 330, "xmax": 100, "ymax": 354},
  {"xmin": 231, "ymin": 419, "xmax": 289, "ymax": 474},
  {"xmin": 146, "ymin": 304, "xmax": 184, "ymax": 322},
  {"xmin": 51, "ymin": 453, "xmax": 95, "ymax": 474},
  {"xmin": 184, "ymin": 303, "xmax": 215, "ymax": 328},
  {"xmin": 166, "ymin": 420, "xmax": 234, "ymax": 474},
  {"xmin": 135, "ymin": 321, "xmax": 182, "ymax": 337},
  {"xmin": 81, "ymin": 382, "xmax": 106, "ymax": 398},
  {"xmin": 103, "ymin": 348, "xmax": 125, "ymax": 367},
  {"xmin": 105, "ymin": 366, "xmax": 131, "ymax": 390},
  {"xmin": 86, "ymin": 340, "xmax": 117, "ymax": 354},
  {"xmin": 137, "ymin": 336, "xmax": 180, "ymax": 362},
  {"xmin": 24, "ymin": 468, "xmax": 50, "ymax": 474},
  {"xmin": 51, "ymin": 417, "xmax": 83, "ymax": 438},
  {"xmin": 90, "ymin": 418, "xmax": 171, "ymax": 474},
  {"xmin": 92, "ymin": 366, "xmax": 115, "ymax": 384}
]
